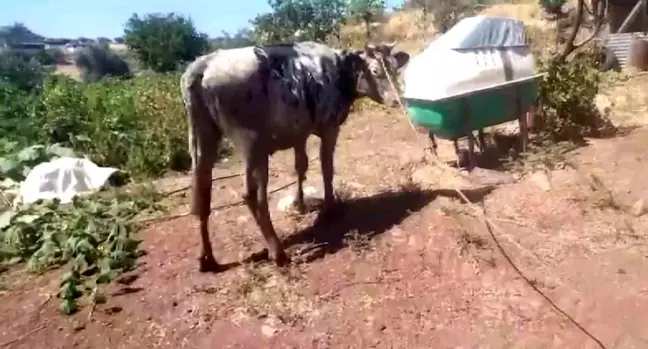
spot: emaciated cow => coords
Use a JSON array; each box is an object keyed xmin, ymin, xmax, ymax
[{"xmin": 181, "ymin": 41, "xmax": 410, "ymax": 272}]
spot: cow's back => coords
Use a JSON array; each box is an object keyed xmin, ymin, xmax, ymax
[{"xmin": 197, "ymin": 42, "xmax": 348, "ymax": 152}]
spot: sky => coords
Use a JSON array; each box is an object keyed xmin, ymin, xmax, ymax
[{"xmin": 0, "ymin": 0, "xmax": 404, "ymax": 39}]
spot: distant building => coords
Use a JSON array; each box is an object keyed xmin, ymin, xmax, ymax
[{"xmin": 5, "ymin": 42, "xmax": 45, "ymax": 54}]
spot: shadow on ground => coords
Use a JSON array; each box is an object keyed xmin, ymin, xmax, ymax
[{"xmin": 284, "ymin": 185, "xmax": 495, "ymax": 263}]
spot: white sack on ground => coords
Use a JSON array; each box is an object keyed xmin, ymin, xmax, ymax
[{"xmin": 19, "ymin": 157, "xmax": 119, "ymax": 204}]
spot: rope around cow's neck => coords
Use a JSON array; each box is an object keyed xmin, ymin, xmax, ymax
[{"xmin": 378, "ymin": 57, "xmax": 418, "ymax": 132}]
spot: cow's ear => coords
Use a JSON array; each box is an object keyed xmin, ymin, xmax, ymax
[
  {"xmin": 364, "ymin": 43, "xmax": 376, "ymax": 56},
  {"xmin": 392, "ymin": 51, "xmax": 410, "ymax": 70},
  {"xmin": 382, "ymin": 42, "xmax": 396, "ymax": 53}
]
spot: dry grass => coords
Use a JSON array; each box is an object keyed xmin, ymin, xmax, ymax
[
  {"xmin": 54, "ymin": 64, "xmax": 83, "ymax": 81},
  {"xmin": 231, "ymin": 263, "xmax": 315, "ymax": 325},
  {"xmin": 598, "ymin": 72, "xmax": 648, "ymax": 127}
]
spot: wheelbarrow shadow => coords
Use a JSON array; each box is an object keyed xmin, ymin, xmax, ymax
[
  {"xmin": 444, "ymin": 131, "xmax": 565, "ymax": 171},
  {"xmin": 284, "ymin": 184, "xmax": 495, "ymax": 263}
]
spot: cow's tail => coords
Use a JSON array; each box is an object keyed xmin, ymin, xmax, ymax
[{"xmin": 181, "ymin": 60, "xmax": 222, "ymax": 172}]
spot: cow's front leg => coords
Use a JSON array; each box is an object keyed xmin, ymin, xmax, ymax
[
  {"xmin": 245, "ymin": 153, "xmax": 290, "ymax": 267},
  {"xmin": 293, "ymin": 140, "xmax": 309, "ymax": 214},
  {"xmin": 319, "ymin": 127, "xmax": 340, "ymax": 219}
]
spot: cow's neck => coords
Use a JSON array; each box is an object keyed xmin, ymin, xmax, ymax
[{"xmin": 338, "ymin": 51, "xmax": 362, "ymax": 108}]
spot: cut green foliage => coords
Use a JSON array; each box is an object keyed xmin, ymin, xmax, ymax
[{"xmin": 0, "ymin": 185, "xmax": 163, "ymax": 314}]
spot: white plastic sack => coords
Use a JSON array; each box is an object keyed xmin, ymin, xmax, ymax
[
  {"xmin": 19, "ymin": 157, "xmax": 119, "ymax": 204},
  {"xmin": 403, "ymin": 15, "xmax": 537, "ymax": 101}
]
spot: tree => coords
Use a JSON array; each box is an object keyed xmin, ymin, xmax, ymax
[
  {"xmin": 97, "ymin": 37, "xmax": 112, "ymax": 45},
  {"xmin": 348, "ymin": 0, "xmax": 385, "ymax": 39},
  {"xmin": 123, "ymin": 13, "xmax": 209, "ymax": 72},
  {"xmin": 251, "ymin": 0, "xmax": 348, "ymax": 44},
  {"xmin": 0, "ymin": 23, "xmax": 44, "ymax": 44},
  {"xmin": 114, "ymin": 37, "xmax": 125, "ymax": 44},
  {"xmin": 406, "ymin": 0, "xmax": 485, "ymax": 33},
  {"xmin": 75, "ymin": 45, "xmax": 132, "ymax": 82},
  {"xmin": 558, "ymin": 0, "xmax": 606, "ymax": 60},
  {"xmin": 211, "ymin": 29, "xmax": 256, "ymax": 50}
]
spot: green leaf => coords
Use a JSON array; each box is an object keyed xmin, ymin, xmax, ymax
[
  {"xmin": 46, "ymin": 144, "xmax": 76, "ymax": 158},
  {"xmin": 14, "ymin": 214, "xmax": 40, "ymax": 225},
  {"xmin": 60, "ymin": 299, "xmax": 77, "ymax": 315},
  {"xmin": 0, "ymin": 210, "xmax": 16, "ymax": 230},
  {"xmin": 16, "ymin": 145, "xmax": 46, "ymax": 163},
  {"xmin": 0, "ymin": 158, "xmax": 20, "ymax": 179}
]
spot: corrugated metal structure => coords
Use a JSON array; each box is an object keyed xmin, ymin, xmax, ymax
[{"xmin": 605, "ymin": 32, "xmax": 648, "ymax": 67}]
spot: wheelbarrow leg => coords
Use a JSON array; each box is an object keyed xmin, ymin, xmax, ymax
[
  {"xmin": 459, "ymin": 99, "xmax": 476, "ymax": 171},
  {"xmin": 516, "ymin": 92, "xmax": 529, "ymax": 153},
  {"xmin": 466, "ymin": 132, "xmax": 477, "ymax": 171},
  {"xmin": 477, "ymin": 128, "xmax": 487, "ymax": 152},
  {"xmin": 453, "ymin": 139, "xmax": 461, "ymax": 168},
  {"xmin": 428, "ymin": 131, "xmax": 438, "ymax": 156}
]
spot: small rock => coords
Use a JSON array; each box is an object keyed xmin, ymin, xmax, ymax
[
  {"xmin": 530, "ymin": 171, "xmax": 552, "ymax": 192},
  {"xmin": 277, "ymin": 195, "xmax": 296, "ymax": 212},
  {"xmin": 631, "ymin": 199, "xmax": 646, "ymax": 217},
  {"xmin": 104, "ymin": 306, "xmax": 123, "ymax": 315},
  {"xmin": 261, "ymin": 324, "xmax": 278, "ymax": 337},
  {"xmin": 72, "ymin": 322, "xmax": 85, "ymax": 331},
  {"xmin": 117, "ymin": 273, "xmax": 139, "ymax": 285}
]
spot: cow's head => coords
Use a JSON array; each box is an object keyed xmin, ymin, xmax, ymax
[{"xmin": 353, "ymin": 43, "xmax": 410, "ymax": 107}]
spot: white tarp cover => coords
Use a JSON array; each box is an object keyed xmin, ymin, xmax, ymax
[
  {"xmin": 19, "ymin": 157, "xmax": 119, "ymax": 204},
  {"xmin": 435, "ymin": 16, "xmax": 528, "ymax": 50},
  {"xmin": 403, "ymin": 15, "xmax": 536, "ymax": 102}
]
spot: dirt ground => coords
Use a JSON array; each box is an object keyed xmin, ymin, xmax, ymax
[{"xmin": 3, "ymin": 82, "xmax": 648, "ymax": 348}]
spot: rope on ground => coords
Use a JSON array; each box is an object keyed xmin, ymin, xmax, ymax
[
  {"xmin": 0, "ymin": 323, "xmax": 47, "ymax": 347},
  {"xmin": 138, "ymin": 179, "xmax": 298, "ymax": 225},
  {"xmin": 382, "ymin": 61, "xmax": 606, "ymax": 349},
  {"xmin": 139, "ymin": 155, "xmax": 320, "ymax": 225}
]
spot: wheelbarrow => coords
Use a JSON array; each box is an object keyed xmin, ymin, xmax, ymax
[{"xmin": 404, "ymin": 74, "xmax": 543, "ymax": 170}]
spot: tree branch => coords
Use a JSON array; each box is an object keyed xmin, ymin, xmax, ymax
[{"xmin": 559, "ymin": 0, "xmax": 607, "ymax": 60}]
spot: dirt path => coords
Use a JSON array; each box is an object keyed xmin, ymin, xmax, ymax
[{"xmin": 2, "ymin": 104, "xmax": 648, "ymax": 349}]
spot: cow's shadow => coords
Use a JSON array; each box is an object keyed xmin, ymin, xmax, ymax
[{"xmin": 282, "ymin": 185, "xmax": 494, "ymax": 263}]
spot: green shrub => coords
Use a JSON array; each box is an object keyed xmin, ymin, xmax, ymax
[
  {"xmin": 536, "ymin": 45, "xmax": 616, "ymax": 141},
  {"xmin": 35, "ymin": 48, "xmax": 65, "ymax": 66},
  {"xmin": 0, "ymin": 51, "xmax": 45, "ymax": 93},
  {"xmin": 75, "ymin": 45, "xmax": 132, "ymax": 82},
  {"xmin": 36, "ymin": 73, "xmax": 192, "ymax": 177},
  {"xmin": 0, "ymin": 81, "xmax": 41, "ymax": 149}
]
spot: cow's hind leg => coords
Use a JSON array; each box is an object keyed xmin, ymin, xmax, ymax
[
  {"xmin": 293, "ymin": 140, "xmax": 309, "ymax": 214},
  {"xmin": 192, "ymin": 136, "xmax": 221, "ymax": 273},
  {"xmin": 244, "ymin": 153, "xmax": 290, "ymax": 267}
]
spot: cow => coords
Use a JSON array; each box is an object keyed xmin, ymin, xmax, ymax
[{"xmin": 181, "ymin": 41, "xmax": 410, "ymax": 272}]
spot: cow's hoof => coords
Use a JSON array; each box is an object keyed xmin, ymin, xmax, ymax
[
  {"xmin": 317, "ymin": 202, "xmax": 344, "ymax": 223},
  {"xmin": 274, "ymin": 251, "xmax": 292, "ymax": 267},
  {"xmin": 198, "ymin": 255, "xmax": 222, "ymax": 273},
  {"xmin": 294, "ymin": 202, "xmax": 307, "ymax": 215}
]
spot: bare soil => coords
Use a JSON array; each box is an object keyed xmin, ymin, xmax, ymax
[{"xmin": 3, "ymin": 101, "xmax": 648, "ymax": 349}]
